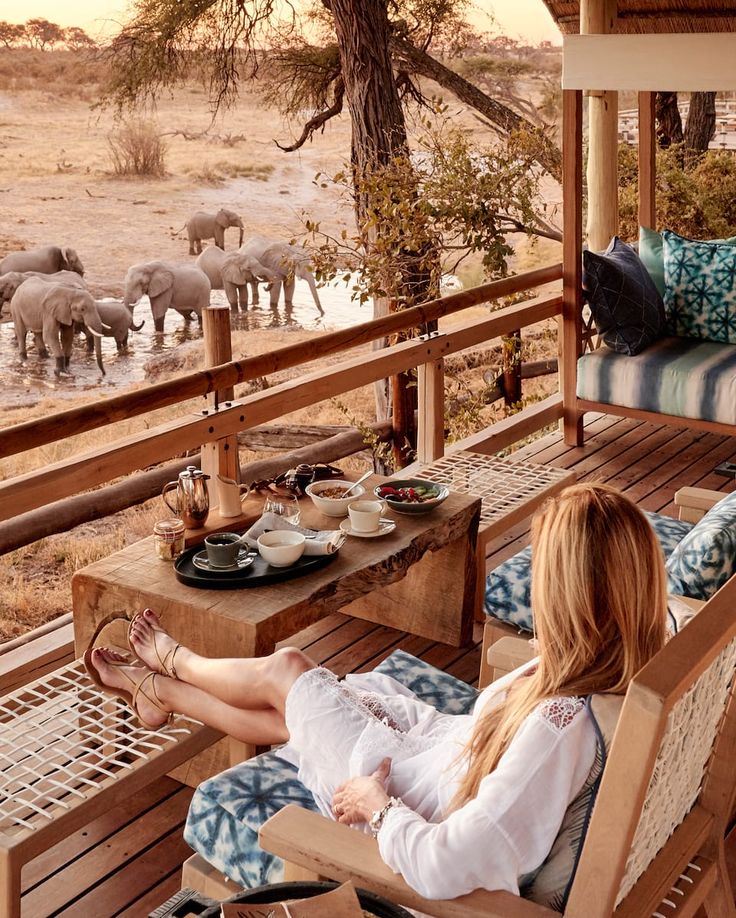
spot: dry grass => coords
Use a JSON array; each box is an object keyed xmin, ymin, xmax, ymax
[{"xmin": 108, "ymin": 119, "xmax": 168, "ymax": 177}]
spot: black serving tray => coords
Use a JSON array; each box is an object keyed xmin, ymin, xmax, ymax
[{"xmin": 174, "ymin": 545, "xmax": 336, "ymax": 589}]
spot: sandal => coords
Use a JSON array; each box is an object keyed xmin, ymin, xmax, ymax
[
  {"xmin": 129, "ymin": 610, "xmax": 181, "ymax": 679},
  {"xmin": 83, "ymin": 646, "xmax": 172, "ymax": 730}
]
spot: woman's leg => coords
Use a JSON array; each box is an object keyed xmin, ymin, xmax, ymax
[
  {"xmin": 91, "ymin": 646, "xmax": 304, "ymax": 744},
  {"xmin": 129, "ymin": 609, "xmax": 315, "ymax": 711}
]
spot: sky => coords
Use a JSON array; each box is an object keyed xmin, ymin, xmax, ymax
[{"xmin": 2, "ymin": 1, "xmax": 561, "ymax": 45}]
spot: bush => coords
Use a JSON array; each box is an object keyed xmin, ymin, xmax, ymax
[{"xmin": 107, "ymin": 119, "xmax": 167, "ymax": 177}]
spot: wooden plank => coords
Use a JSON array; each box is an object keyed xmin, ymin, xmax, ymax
[
  {"xmin": 638, "ymin": 91, "xmax": 657, "ymax": 230},
  {"xmin": 201, "ymin": 306, "xmax": 240, "ymax": 494},
  {"xmin": 563, "ymin": 33, "xmax": 736, "ymax": 92},
  {"xmin": 0, "ymin": 267, "xmax": 563, "ymax": 461},
  {"xmin": 576, "ymin": 398, "xmax": 736, "ymax": 437},
  {"xmin": 416, "ymin": 358, "xmax": 445, "ymax": 464},
  {"xmin": 561, "ymin": 88, "xmax": 584, "ymax": 446},
  {"xmin": 21, "ymin": 787, "xmax": 193, "ymax": 915},
  {"xmin": 0, "ymin": 297, "xmax": 562, "ymax": 521},
  {"xmin": 0, "ymin": 624, "xmax": 75, "ymax": 695},
  {"xmin": 448, "ymin": 394, "xmax": 563, "ymax": 456}
]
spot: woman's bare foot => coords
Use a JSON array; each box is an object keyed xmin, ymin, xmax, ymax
[
  {"xmin": 91, "ymin": 646, "xmax": 170, "ymax": 729},
  {"xmin": 129, "ymin": 609, "xmax": 181, "ymax": 678}
]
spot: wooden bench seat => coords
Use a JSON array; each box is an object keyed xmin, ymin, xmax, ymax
[{"xmin": 0, "ymin": 658, "xmax": 221, "ymax": 918}]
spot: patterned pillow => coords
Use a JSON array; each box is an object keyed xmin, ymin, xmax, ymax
[
  {"xmin": 583, "ymin": 237, "xmax": 666, "ymax": 356},
  {"xmin": 662, "ymin": 230, "xmax": 736, "ymax": 343},
  {"xmin": 485, "ymin": 512, "xmax": 694, "ymax": 633},
  {"xmin": 665, "ymin": 490, "xmax": 736, "ymax": 600},
  {"xmin": 639, "ymin": 226, "xmax": 736, "ymax": 298}
]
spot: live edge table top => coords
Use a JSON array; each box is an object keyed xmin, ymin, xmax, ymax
[{"xmin": 71, "ymin": 475, "xmax": 481, "ymax": 661}]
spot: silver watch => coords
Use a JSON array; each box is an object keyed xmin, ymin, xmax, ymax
[{"xmin": 369, "ymin": 796, "xmax": 404, "ymax": 837}]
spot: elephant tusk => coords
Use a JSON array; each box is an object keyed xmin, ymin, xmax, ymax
[
  {"xmin": 102, "ymin": 323, "xmax": 112, "ymax": 333},
  {"xmin": 87, "ymin": 327, "xmax": 105, "ymax": 338}
]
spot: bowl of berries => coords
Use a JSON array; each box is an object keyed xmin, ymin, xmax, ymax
[{"xmin": 374, "ymin": 479, "xmax": 449, "ymax": 515}]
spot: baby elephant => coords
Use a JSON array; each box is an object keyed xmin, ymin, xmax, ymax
[
  {"xmin": 185, "ymin": 208, "xmax": 244, "ymax": 255},
  {"xmin": 76, "ymin": 301, "xmax": 144, "ymax": 354},
  {"xmin": 195, "ymin": 246, "xmax": 277, "ymax": 311},
  {"xmin": 11, "ymin": 277, "xmax": 109, "ymax": 376}
]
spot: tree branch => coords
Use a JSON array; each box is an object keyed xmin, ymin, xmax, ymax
[{"xmin": 275, "ymin": 76, "xmax": 345, "ymax": 151}]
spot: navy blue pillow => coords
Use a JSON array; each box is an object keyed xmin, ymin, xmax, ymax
[{"xmin": 583, "ymin": 237, "xmax": 666, "ymax": 356}]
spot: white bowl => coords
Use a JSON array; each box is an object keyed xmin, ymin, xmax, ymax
[
  {"xmin": 257, "ymin": 530, "xmax": 306, "ymax": 567},
  {"xmin": 304, "ymin": 479, "xmax": 366, "ymax": 518}
]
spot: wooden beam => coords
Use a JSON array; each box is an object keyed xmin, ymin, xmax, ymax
[
  {"xmin": 0, "ymin": 265, "xmax": 563, "ymax": 461},
  {"xmin": 201, "ymin": 306, "xmax": 240, "ymax": 497},
  {"xmin": 581, "ymin": 0, "xmax": 618, "ymax": 252},
  {"xmin": 638, "ymin": 91, "xmax": 657, "ymax": 230},
  {"xmin": 563, "ymin": 34, "xmax": 736, "ymax": 91},
  {"xmin": 561, "ymin": 89, "xmax": 584, "ymax": 446},
  {"xmin": 446, "ymin": 394, "xmax": 563, "ymax": 456},
  {"xmin": 416, "ymin": 357, "xmax": 445, "ymax": 464}
]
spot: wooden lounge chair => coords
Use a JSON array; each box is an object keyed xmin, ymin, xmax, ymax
[{"xmin": 259, "ymin": 578, "xmax": 736, "ymax": 918}]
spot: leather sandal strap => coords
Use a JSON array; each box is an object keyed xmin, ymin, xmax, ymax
[{"xmin": 131, "ymin": 671, "xmax": 170, "ymax": 722}]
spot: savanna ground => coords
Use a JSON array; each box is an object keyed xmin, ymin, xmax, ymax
[{"xmin": 0, "ymin": 50, "xmax": 561, "ymax": 640}]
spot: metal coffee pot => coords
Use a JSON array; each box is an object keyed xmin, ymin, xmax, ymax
[{"xmin": 162, "ymin": 465, "xmax": 211, "ymax": 528}]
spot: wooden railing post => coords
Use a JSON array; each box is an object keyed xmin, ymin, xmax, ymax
[
  {"xmin": 417, "ymin": 357, "xmax": 445, "ymax": 464},
  {"xmin": 201, "ymin": 306, "xmax": 241, "ymax": 503},
  {"xmin": 638, "ymin": 90, "xmax": 657, "ymax": 230}
]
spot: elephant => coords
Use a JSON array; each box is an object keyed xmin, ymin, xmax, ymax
[
  {"xmin": 75, "ymin": 300, "xmax": 144, "ymax": 353},
  {"xmin": 195, "ymin": 246, "xmax": 278, "ymax": 311},
  {"xmin": 10, "ymin": 277, "xmax": 108, "ymax": 376},
  {"xmin": 240, "ymin": 235, "xmax": 324, "ymax": 314},
  {"xmin": 0, "ymin": 245, "xmax": 85, "ymax": 277},
  {"xmin": 0, "ymin": 270, "xmax": 86, "ymax": 306},
  {"xmin": 185, "ymin": 208, "xmax": 244, "ymax": 255},
  {"xmin": 123, "ymin": 260, "xmax": 211, "ymax": 333}
]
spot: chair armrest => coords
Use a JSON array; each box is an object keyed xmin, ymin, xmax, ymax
[
  {"xmin": 259, "ymin": 805, "xmax": 557, "ymax": 918},
  {"xmin": 674, "ymin": 487, "xmax": 723, "ymax": 522},
  {"xmin": 487, "ymin": 636, "xmax": 537, "ymax": 678}
]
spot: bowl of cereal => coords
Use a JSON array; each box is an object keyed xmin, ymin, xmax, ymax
[{"xmin": 304, "ymin": 479, "xmax": 366, "ymax": 517}]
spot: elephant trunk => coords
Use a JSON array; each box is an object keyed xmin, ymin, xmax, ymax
[
  {"xmin": 85, "ymin": 316, "xmax": 106, "ymax": 376},
  {"xmin": 131, "ymin": 319, "xmax": 145, "ymax": 332},
  {"xmin": 238, "ymin": 224, "xmax": 244, "ymax": 247},
  {"xmin": 307, "ymin": 276, "xmax": 324, "ymax": 315}
]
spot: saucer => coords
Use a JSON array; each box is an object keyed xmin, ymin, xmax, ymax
[
  {"xmin": 339, "ymin": 518, "xmax": 396, "ymax": 539},
  {"xmin": 192, "ymin": 549, "xmax": 256, "ymax": 573}
]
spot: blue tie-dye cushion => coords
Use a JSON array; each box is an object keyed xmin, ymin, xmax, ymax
[
  {"xmin": 665, "ymin": 491, "xmax": 736, "ymax": 600},
  {"xmin": 662, "ymin": 230, "xmax": 736, "ymax": 343},
  {"xmin": 184, "ymin": 650, "xmax": 478, "ymax": 888},
  {"xmin": 485, "ymin": 511, "xmax": 694, "ymax": 633}
]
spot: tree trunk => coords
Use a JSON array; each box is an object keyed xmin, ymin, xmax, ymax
[
  {"xmin": 328, "ymin": 0, "xmax": 409, "ymax": 224},
  {"xmin": 684, "ymin": 91, "xmax": 716, "ymax": 154},
  {"xmin": 655, "ymin": 92, "xmax": 683, "ymax": 148}
]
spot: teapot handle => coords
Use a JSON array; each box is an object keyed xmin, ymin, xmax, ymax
[{"xmin": 161, "ymin": 481, "xmax": 179, "ymax": 516}]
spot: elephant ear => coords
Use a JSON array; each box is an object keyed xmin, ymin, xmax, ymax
[
  {"xmin": 148, "ymin": 267, "xmax": 175, "ymax": 299},
  {"xmin": 46, "ymin": 288, "xmax": 73, "ymax": 326},
  {"xmin": 215, "ymin": 210, "xmax": 231, "ymax": 228},
  {"xmin": 221, "ymin": 256, "xmax": 250, "ymax": 286}
]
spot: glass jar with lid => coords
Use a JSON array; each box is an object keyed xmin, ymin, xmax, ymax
[{"xmin": 153, "ymin": 518, "xmax": 186, "ymax": 561}]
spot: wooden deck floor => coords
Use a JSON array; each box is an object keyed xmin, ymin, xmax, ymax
[{"xmin": 17, "ymin": 414, "xmax": 736, "ymax": 917}]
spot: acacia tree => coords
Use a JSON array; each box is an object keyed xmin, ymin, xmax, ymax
[
  {"xmin": 25, "ymin": 18, "xmax": 65, "ymax": 50},
  {"xmin": 0, "ymin": 22, "xmax": 26, "ymax": 48}
]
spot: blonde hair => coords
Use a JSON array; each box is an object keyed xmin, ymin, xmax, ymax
[{"xmin": 453, "ymin": 482, "xmax": 668, "ymax": 808}]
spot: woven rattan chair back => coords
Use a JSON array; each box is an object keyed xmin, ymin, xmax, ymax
[{"xmin": 564, "ymin": 582, "xmax": 736, "ymax": 917}]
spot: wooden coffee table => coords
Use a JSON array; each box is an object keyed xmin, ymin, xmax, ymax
[{"xmin": 71, "ymin": 476, "xmax": 481, "ymax": 663}]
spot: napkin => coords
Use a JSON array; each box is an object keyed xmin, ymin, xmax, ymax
[{"xmin": 243, "ymin": 511, "xmax": 346, "ymax": 556}]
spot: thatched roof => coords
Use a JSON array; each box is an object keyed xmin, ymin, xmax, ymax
[{"xmin": 540, "ymin": 1, "xmax": 736, "ymax": 34}]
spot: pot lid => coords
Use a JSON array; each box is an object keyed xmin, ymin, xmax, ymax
[{"xmin": 180, "ymin": 465, "xmax": 209, "ymax": 480}]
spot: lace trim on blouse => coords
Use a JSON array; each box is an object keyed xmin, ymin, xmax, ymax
[
  {"xmin": 534, "ymin": 697, "xmax": 585, "ymax": 733},
  {"xmin": 304, "ymin": 667, "xmax": 405, "ymax": 732}
]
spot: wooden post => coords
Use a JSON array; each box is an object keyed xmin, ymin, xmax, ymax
[
  {"xmin": 582, "ymin": 0, "xmax": 618, "ymax": 252},
  {"xmin": 638, "ymin": 90, "xmax": 657, "ymax": 230},
  {"xmin": 501, "ymin": 331, "xmax": 522, "ymax": 407},
  {"xmin": 561, "ymin": 89, "xmax": 584, "ymax": 447},
  {"xmin": 201, "ymin": 306, "xmax": 241, "ymax": 503},
  {"xmin": 417, "ymin": 358, "xmax": 445, "ymax": 464}
]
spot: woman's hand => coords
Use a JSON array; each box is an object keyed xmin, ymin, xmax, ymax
[{"xmin": 331, "ymin": 758, "xmax": 391, "ymax": 825}]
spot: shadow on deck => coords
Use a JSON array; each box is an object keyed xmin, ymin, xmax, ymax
[{"xmin": 13, "ymin": 413, "xmax": 736, "ymax": 916}]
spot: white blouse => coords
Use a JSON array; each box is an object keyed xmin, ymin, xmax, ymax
[{"xmin": 376, "ymin": 665, "xmax": 597, "ymax": 900}]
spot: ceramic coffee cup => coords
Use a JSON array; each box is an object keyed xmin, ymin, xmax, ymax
[
  {"xmin": 347, "ymin": 499, "xmax": 385, "ymax": 533},
  {"xmin": 204, "ymin": 532, "xmax": 243, "ymax": 567}
]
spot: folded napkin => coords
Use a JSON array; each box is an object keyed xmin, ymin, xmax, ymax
[{"xmin": 243, "ymin": 511, "xmax": 346, "ymax": 556}]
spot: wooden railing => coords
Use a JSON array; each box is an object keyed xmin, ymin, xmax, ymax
[{"xmin": 0, "ymin": 264, "xmax": 563, "ymax": 543}]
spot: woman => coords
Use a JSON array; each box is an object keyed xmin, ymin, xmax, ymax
[{"xmin": 85, "ymin": 482, "xmax": 668, "ymax": 904}]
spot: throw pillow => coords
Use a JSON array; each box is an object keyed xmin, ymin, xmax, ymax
[
  {"xmin": 665, "ymin": 490, "xmax": 736, "ymax": 600},
  {"xmin": 662, "ymin": 230, "xmax": 736, "ymax": 343},
  {"xmin": 639, "ymin": 227, "xmax": 736, "ymax": 299},
  {"xmin": 583, "ymin": 237, "xmax": 666, "ymax": 356}
]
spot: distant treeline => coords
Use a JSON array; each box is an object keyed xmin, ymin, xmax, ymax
[{"xmin": 0, "ymin": 19, "xmax": 96, "ymax": 52}]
